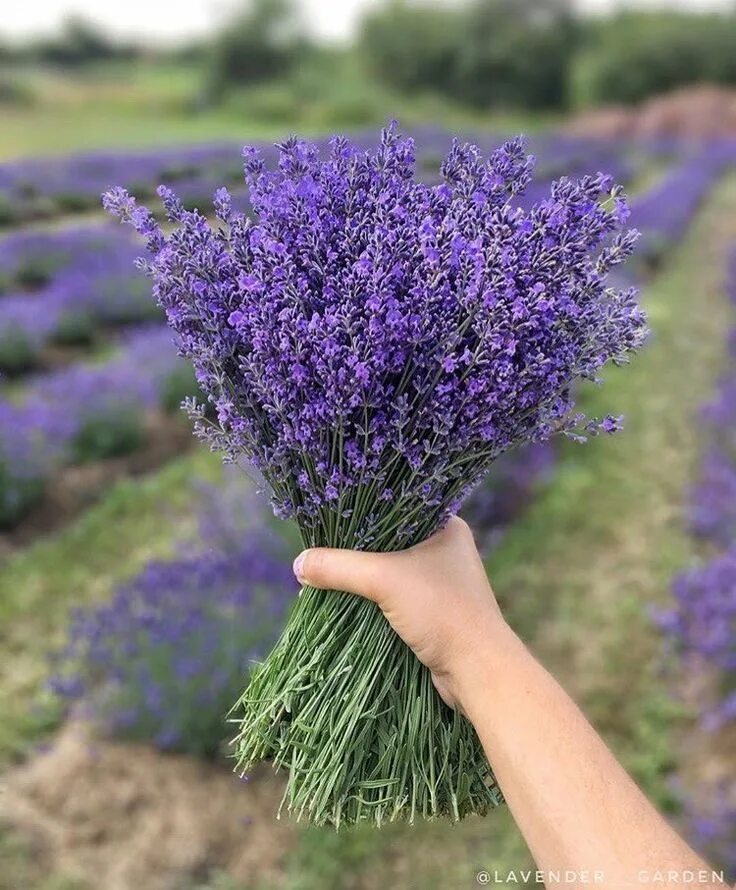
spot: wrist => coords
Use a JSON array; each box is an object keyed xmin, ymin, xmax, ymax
[{"xmin": 452, "ymin": 616, "xmax": 527, "ymax": 718}]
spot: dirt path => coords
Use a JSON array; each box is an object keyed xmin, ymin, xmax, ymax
[{"xmin": 2, "ymin": 722, "xmax": 294, "ymax": 890}]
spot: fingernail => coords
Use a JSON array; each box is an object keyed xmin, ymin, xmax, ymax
[{"xmin": 293, "ymin": 551, "xmax": 309, "ymax": 584}]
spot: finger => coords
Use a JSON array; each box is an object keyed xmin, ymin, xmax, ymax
[{"xmin": 293, "ymin": 547, "xmax": 388, "ymax": 603}]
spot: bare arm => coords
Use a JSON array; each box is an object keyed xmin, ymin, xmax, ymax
[{"xmin": 292, "ymin": 517, "xmax": 722, "ymax": 890}]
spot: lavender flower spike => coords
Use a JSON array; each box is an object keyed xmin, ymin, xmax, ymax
[{"xmin": 104, "ymin": 124, "xmax": 646, "ymax": 827}]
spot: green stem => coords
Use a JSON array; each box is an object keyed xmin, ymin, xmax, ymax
[{"xmin": 232, "ymin": 583, "xmax": 503, "ymax": 827}]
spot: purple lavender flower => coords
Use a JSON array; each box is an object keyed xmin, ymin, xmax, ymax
[
  {"xmin": 461, "ymin": 442, "xmax": 554, "ymax": 552},
  {"xmin": 105, "ymin": 124, "xmax": 645, "ymax": 548},
  {"xmin": 0, "ymin": 324, "xmax": 189, "ymax": 525},
  {"xmin": 49, "ymin": 481, "xmax": 294, "ymax": 757},
  {"xmin": 658, "ymin": 549, "xmax": 736, "ymax": 731},
  {"xmin": 103, "ymin": 124, "xmax": 645, "ymax": 826},
  {"xmin": 680, "ymin": 781, "xmax": 736, "ymax": 880}
]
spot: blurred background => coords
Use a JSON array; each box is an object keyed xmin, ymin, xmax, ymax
[
  {"xmin": 0, "ymin": 2, "xmax": 735, "ymax": 888},
  {"xmin": 2, "ymin": 0, "xmax": 736, "ymax": 150}
]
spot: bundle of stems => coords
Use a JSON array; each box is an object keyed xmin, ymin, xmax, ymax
[{"xmin": 235, "ymin": 488, "xmax": 504, "ymax": 825}]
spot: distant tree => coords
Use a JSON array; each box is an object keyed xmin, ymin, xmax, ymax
[
  {"xmin": 206, "ymin": 0, "xmax": 309, "ymax": 98},
  {"xmin": 168, "ymin": 40, "xmax": 208, "ymax": 66},
  {"xmin": 580, "ymin": 11, "xmax": 736, "ymax": 105},
  {"xmin": 454, "ymin": 0, "xmax": 576, "ymax": 110},
  {"xmin": 358, "ymin": 1, "xmax": 460, "ymax": 95},
  {"xmin": 30, "ymin": 16, "xmax": 130, "ymax": 66},
  {"xmin": 358, "ymin": 0, "xmax": 575, "ymax": 111},
  {"xmin": 0, "ymin": 39, "xmax": 16, "ymax": 63}
]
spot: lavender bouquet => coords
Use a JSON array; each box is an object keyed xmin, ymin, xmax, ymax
[{"xmin": 104, "ymin": 125, "xmax": 645, "ymax": 826}]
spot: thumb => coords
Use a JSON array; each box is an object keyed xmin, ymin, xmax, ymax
[{"xmin": 293, "ymin": 547, "xmax": 390, "ymax": 603}]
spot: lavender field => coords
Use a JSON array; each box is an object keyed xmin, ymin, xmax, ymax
[{"xmin": 0, "ymin": 118, "xmax": 735, "ymax": 888}]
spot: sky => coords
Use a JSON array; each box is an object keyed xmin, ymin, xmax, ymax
[{"xmin": 1, "ymin": 0, "xmax": 734, "ymax": 44}]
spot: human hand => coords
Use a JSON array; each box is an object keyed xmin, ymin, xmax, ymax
[{"xmin": 292, "ymin": 516, "xmax": 511, "ymax": 709}]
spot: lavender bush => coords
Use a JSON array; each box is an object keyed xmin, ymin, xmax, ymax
[
  {"xmin": 49, "ymin": 484, "xmax": 294, "ymax": 757},
  {"xmin": 120, "ymin": 324, "xmax": 201, "ymax": 414},
  {"xmin": 0, "ymin": 401, "xmax": 64, "ymax": 527},
  {"xmin": 461, "ymin": 443, "xmax": 554, "ymax": 553},
  {"xmin": 0, "ymin": 298, "xmax": 59, "ymax": 373},
  {"xmin": 0, "ymin": 143, "xmax": 248, "ymax": 225},
  {"xmin": 659, "ymin": 245, "xmax": 736, "ymax": 875},
  {"xmin": 689, "ymin": 448, "xmax": 736, "ymax": 547},
  {"xmin": 105, "ymin": 124, "xmax": 646, "ymax": 826},
  {"xmin": 0, "ymin": 226, "xmax": 160, "ymax": 372},
  {"xmin": 30, "ymin": 362, "xmax": 154, "ymax": 462},
  {"xmin": 657, "ymin": 549, "xmax": 736, "ymax": 730},
  {"xmin": 0, "ymin": 325, "xmax": 191, "ymax": 525},
  {"xmin": 681, "ymin": 783, "xmax": 736, "ymax": 882},
  {"xmin": 688, "ymin": 248, "xmax": 736, "ymax": 546},
  {"xmin": 670, "ymin": 248, "xmax": 736, "ymax": 724},
  {"xmin": 624, "ymin": 149, "xmax": 728, "ymax": 277},
  {"xmin": 0, "ymin": 225, "xmax": 123, "ymax": 291}
]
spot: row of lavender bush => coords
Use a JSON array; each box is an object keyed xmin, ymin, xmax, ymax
[
  {"xmin": 657, "ymin": 246, "xmax": 736, "ymax": 876},
  {"xmin": 0, "ymin": 224, "xmax": 128, "ymax": 292},
  {"xmin": 0, "ymin": 129, "xmax": 642, "ymax": 226},
  {"xmin": 620, "ymin": 145, "xmax": 735, "ymax": 283},
  {"xmin": 0, "ymin": 142, "xmax": 247, "ymax": 227},
  {"xmin": 48, "ymin": 477, "xmax": 296, "ymax": 756},
  {"xmin": 0, "ymin": 326, "xmax": 193, "ymax": 527},
  {"xmin": 0, "ymin": 225, "xmax": 159, "ymax": 374}
]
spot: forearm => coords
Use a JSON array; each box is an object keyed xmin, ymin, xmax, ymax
[
  {"xmin": 294, "ymin": 523, "xmax": 722, "ymax": 886},
  {"xmin": 457, "ymin": 621, "xmax": 718, "ymax": 889}
]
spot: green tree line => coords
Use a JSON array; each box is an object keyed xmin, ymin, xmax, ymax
[
  {"xmin": 204, "ymin": 0, "xmax": 736, "ymax": 110},
  {"xmin": 3, "ymin": 0, "xmax": 736, "ymax": 111}
]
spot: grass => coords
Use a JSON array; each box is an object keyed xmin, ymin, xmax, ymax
[
  {"xmin": 277, "ymin": 176, "xmax": 736, "ymax": 888},
  {"xmin": 0, "ymin": 61, "xmax": 545, "ymax": 160},
  {"xmin": 0, "ymin": 94, "xmax": 287, "ymax": 161},
  {"xmin": 0, "ymin": 61, "xmax": 282, "ymax": 159}
]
